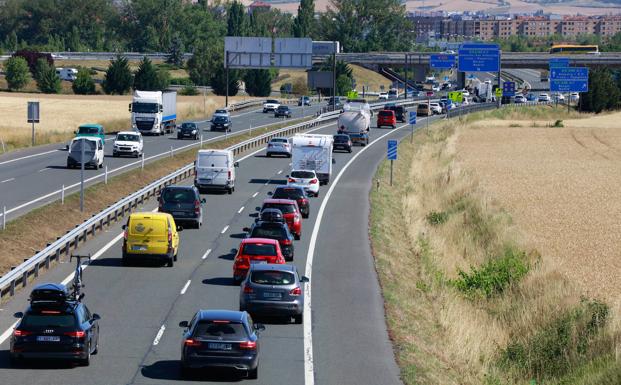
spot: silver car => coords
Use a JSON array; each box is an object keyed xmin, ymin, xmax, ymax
[
  {"xmin": 239, "ymin": 264, "xmax": 309, "ymax": 324},
  {"xmin": 266, "ymin": 137, "xmax": 291, "ymax": 157}
]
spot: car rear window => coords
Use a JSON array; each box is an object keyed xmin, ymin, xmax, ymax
[
  {"xmin": 243, "ymin": 243, "xmax": 277, "ymax": 255},
  {"xmin": 129, "ymin": 217, "xmax": 166, "ymax": 236},
  {"xmin": 378, "ymin": 111, "xmax": 393, "ymax": 117},
  {"xmin": 162, "ymin": 188, "xmax": 195, "ymax": 203},
  {"xmin": 251, "ymin": 271, "xmax": 296, "ymax": 285},
  {"xmin": 251, "ymin": 226, "xmax": 287, "ymax": 239},
  {"xmin": 270, "ymin": 138, "xmax": 288, "ymax": 143},
  {"xmin": 193, "ymin": 321, "xmax": 247, "ymax": 340},
  {"xmin": 263, "ymin": 203, "xmax": 296, "ymax": 214},
  {"xmin": 181, "ymin": 123, "xmax": 197, "ymax": 129},
  {"xmin": 273, "ymin": 188, "xmax": 304, "ymax": 200},
  {"xmin": 78, "ymin": 126, "xmax": 99, "ymax": 134},
  {"xmin": 291, "ymin": 171, "xmax": 315, "ymax": 179},
  {"xmin": 22, "ymin": 313, "xmax": 75, "ymax": 328}
]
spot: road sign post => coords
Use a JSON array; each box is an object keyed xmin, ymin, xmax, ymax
[
  {"xmin": 27, "ymin": 101, "xmax": 40, "ymax": 146},
  {"xmin": 387, "ymin": 140, "xmax": 398, "ymax": 186},
  {"xmin": 80, "ymin": 139, "xmax": 85, "ymax": 212},
  {"xmin": 409, "ymin": 111, "xmax": 417, "ymax": 143},
  {"xmin": 426, "ymin": 91, "xmax": 433, "ymax": 130}
]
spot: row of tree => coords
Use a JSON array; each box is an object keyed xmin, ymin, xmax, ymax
[{"xmin": 580, "ymin": 68, "xmax": 621, "ymax": 113}]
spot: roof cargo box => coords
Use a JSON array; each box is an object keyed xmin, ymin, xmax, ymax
[{"xmin": 30, "ymin": 283, "xmax": 69, "ymax": 305}]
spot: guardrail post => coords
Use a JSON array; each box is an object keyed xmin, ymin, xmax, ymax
[
  {"xmin": 141, "ymin": 153, "xmax": 145, "ymax": 170},
  {"xmin": 61, "ymin": 184, "xmax": 65, "ymax": 204},
  {"xmin": 104, "ymin": 165, "xmax": 108, "ymax": 184},
  {"xmin": 34, "ymin": 263, "xmax": 39, "ymax": 278},
  {"xmin": 10, "ymin": 279, "xmax": 15, "ymax": 296},
  {"xmin": 200, "ymin": 134, "xmax": 203, "ymax": 149},
  {"xmin": 2, "ymin": 206, "xmax": 5, "ymax": 230},
  {"xmin": 22, "ymin": 271, "xmax": 27, "ymax": 287},
  {"xmin": 170, "ymin": 145, "xmax": 173, "ymax": 158}
]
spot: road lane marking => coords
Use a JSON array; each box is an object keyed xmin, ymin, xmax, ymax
[
  {"xmin": 153, "ymin": 325, "xmax": 166, "ymax": 346},
  {"xmin": 37, "ymin": 168, "xmax": 49, "ymax": 173},
  {"xmin": 303, "ymin": 121, "xmax": 410, "ymax": 385},
  {"xmin": 180, "ymin": 280, "xmax": 191, "ymax": 295},
  {"xmin": 238, "ymin": 206, "xmax": 244, "ymax": 214},
  {"xmin": 277, "ymin": 170, "xmax": 283, "ymax": 174},
  {"xmin": 202, "ymin": 249, "xmax": 212, "ymax": 260},
  {"xmin": 0, "ymin": 149, "xmax": 60, "ymax": 166},
  {"xmin": 252, "ymin": 192, "xmax": 259, "ymax": 198},
  {"xmin": 221, "ymin": 225, "xmax": 229, "ymax": 234},
  {"xmin": 0, "ymin": 320, "xmax": 19, "ymax": 345},
  {"xmin": 0, "ymin": 178, "xmax": 14, "ymax": 183}
]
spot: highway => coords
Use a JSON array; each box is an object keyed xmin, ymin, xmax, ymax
[
  {"xmin": 0, "ymin": 111, "xmax": 440, "ymax": 384},
  {"xmin": 0, "ymin": 102, "xmax": 324, "ymax": 221}
]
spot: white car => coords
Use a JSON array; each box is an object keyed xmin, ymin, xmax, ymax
[
  {"xmin": 538, "ymin": 93, "xmax": 551, "ymax": 102},
  {"xmin": 266, "ymin": 137, "xmax": 291, "ymax": 158},
  {"xmin": 378, "ymin": 92, "xmax": 389, "ymax": 100},
  {"xmin": 113, "ymin": 131, "xmax": 144, "ymax": 157},
  {"xmin": 570, "ymin": 92, "xmax": 580, "ymax": 103},
  {"xmin": 514, "ymin": 95, "xmax": 526, "ymax": 104},
  {"xmin": 263, "ymin": 99, "xmax": 281, "ymax": 113},
  {"xmin": 460, "ymin": 89, "xmax": 470, "ymax": 97},
  {"xmin": 553, "ymin": 93, "xmax": 565, "ymax": 101},
  {"xmin": 287, "ymin": 170, "xmax": 320, "ymax": 197},
  {"xmin": 429, "ymin": 102, "xmax": 442, "ymax": 114}
]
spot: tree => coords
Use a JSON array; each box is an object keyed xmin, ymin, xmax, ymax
[
  {"xmin": 72, "ymin": 67, "xmax": 96, "ymax": 95},
  {"xmin": 244, "ymin": 69, "xmax": 273, "ymax": 97},
  {"xmin": 581, "ymin": 68, "xmax": 620, "ymax": 113},
  {"xmin": 133, "ymin": 56, "xmax": 169, "ymax": 90},
  {"xmin": 292, "ymin": 0, "xmax": 315, "ymax": 38},
  {"xmin": 103, "ymin": 55, "xmax": 133, "ymax": 95},
  {"xmin": 211, "ymin": 65, "xmax": 240, "ymax": 96},
  {"xmin": 315, "ymin": 56, "xmax": 354, "ymax": 96},
  {"xmin": 292, "ymin": 77, "xmax": 309, "ymax": 96},
  {"xmin": 4, "ymin": 56, "xmax": 30, "ymax": 91},
  {"xmin": 167, "ymin": 34, "xmax": 185, "ymax": 67},
  {"xmin": 34, "ymin": 59, "xmax": 61, "ymax": 94},
  {"xmin": 187, "ymin": 41, "xmax": 219, "ymax": 86},
  {"xmin": 13, "ymin": 50, "xmax": 54, "ymax": 75},
  {"xmin": 336, "ymin": 74, "xmax": 352, "ymax": 96},
  {"xmin": 227, "ymin": 1, "xmax": 248, "ymax": 37}
]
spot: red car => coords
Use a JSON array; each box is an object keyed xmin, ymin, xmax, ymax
[
  {"xmin": 260, "ymin": 199, "xmax": 302, "ymax": 240},
  {"xmin": 377, "ymin": 110, "xmax": 396, "ymax": 128},
  {"xmin": 233, "ymin": 238, "xmax": 285, "ymax": 284}
]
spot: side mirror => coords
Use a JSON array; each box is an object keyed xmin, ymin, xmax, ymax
[
  {"xmin": 267, "ymin": 191, "xmax": 273, "ymax": 196},
  {"xmin": 254, "ymin": 323, "xmax": 266, "ymax": 331},
  {"xmin": 13, "ymin": 312, "xmax": 23, "ymax": 318},
  {"xmin": 285, "ymin": 175, "xmax": 289, "ymax": 178},
  {"xmin": 201, "ymin": 198, "xmax": 206, "ymax": 204},
  {"xmin": 234, "ymin": 162, "xmax": 239, "ymax": 168},
  {"xmin": 179, "ymin": 321, "xmax": 189, "ymax": 328},
  {"xmin": 300, "ymin": 276, "xmax": 310, "ymax": 283},
  {"xmin": 243, "ymin": 227, "xmax": 250, "ymax": 232},
  {"xmin": 92, "ymin": 313, "xmax": 101, "ymax": 321},
  {"xmin": 177, "ymin": 225, "xmax": 184, "ymax": 232}
]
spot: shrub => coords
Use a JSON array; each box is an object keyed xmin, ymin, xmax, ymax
[
  {"xmin": 4, "ymin": 56, "xmax": 30, "ymax": 91},
  {"xmin": 103, "ymin": 56, "xmax": 133, "ymax": 95},
  {"xmin": 72, "ymin": 67, "xmax": 96, "ymax": 95},
  {"xmin": 34, "ymin": 59, "xmax": 61, "ymax": 94},
  {"xmin": 179, "ymin": 84, "xmax": 199, "ymax": 96},
  {"xmin": 426, "ymin": 211, "xmax": 449, "ymax": 225},
  {"xmin": 13, "ymin": 49, "xmax": 53, "ymax": 75},
  {"xmin": 170, "ymin": 77, "xmax": 193, "ymax": 86},
  {"xmin": 553, "ymin": 119, "xmax": 564, "ymax": 127}
]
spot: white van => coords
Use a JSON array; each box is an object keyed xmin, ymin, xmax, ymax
[
  {"xmin": 56, "ymin": 67, "xmax": 78, "ymax": 81},
  {"xmin": 66, "ymin": 137, "xmax": 104, "ymax": 169},
  {"xmin": 194, "ymin": 149, "xmax": 239, "ymax": 194}
]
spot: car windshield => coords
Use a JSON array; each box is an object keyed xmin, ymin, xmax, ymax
[
  {"xmin": 181, "ymin": 123, "xmax": 196, "ymax": 129},
  {"xmin": 132, "ymin": 103, "xmax": 158, "ymax": 113},
  {"xmin": 243, "ymin": 243, "xmax": 277, "ymax": 256},
  {"xmin": 78, "ymin": 126, "xmax": 100, "ymax": 135},
  {"xmin": 273, "ymin": 188, "xmax": 304, "ymax": 200},
  {"xmin": 277, "ymin": 106, "xmax": 288, "ymax": 111},
  {"xmin": 251, "ymin": 271, "xmax": 295, "ymax": 285},
  {"xmin": 162, "ymin": 188, "xmax": 195, "ymax": 203},
  {"xmin": 251, "ymin": 226, "xmax": 287, "ymax": 239},
  {"xmin": 194, "ymin": 321, "xmax": 247, "ymax": 340},
  {"xmin": 22, "ymin": 312, "xmax": 75, "ymax": 328},
  {"xmin": 266, "ymin": 99, "xmax": 279, "ymax": 104},
  {"xmin": 291, "ymin": 171, "xmax": 315, "ymax": 179},
  {"xmin": 213, "ymin": 116, "xmax": 228, "ymax": 123},
  {"xmin": 333, "ymin": 135, "xmax": 349, "ymax": 142},
  {"xmin": 263, "ymin": 203, "xmax": 296, "ymax": 214},
  {"xmin": 117, "ymin": 134, "xmax": 139, "ymax": 142}
]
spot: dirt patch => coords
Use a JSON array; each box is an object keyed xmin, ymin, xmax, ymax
[{"xmin": 457, "ymin": 112, "xmax": 621, "ymax": 302}]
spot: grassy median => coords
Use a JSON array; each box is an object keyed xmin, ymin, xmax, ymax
[{"xmin": 369, "ymin": 106, "xmax": 621, "ymax": 384}]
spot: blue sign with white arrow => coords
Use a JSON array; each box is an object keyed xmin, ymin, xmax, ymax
[
  {"xmin": 458, "ymin": 43, "xmax": 500, "ymax": 72},
  {"xmin": 409, "ymin": 111, "xmax": 417, "ymax": 125},
  {"xmin": 502, "ymin": 81, "xmax": 516, "ymax": 97},
  {"xmin": 550, "ymin": 67, "xmax": 589, "ymax": 92},
  {"xmin": 387, "ymin": 139, "xmax": 398, "ymax": 161},
  {"xmin": 430, "ymin": 54, "xmax": 456, "ymax": 69}
]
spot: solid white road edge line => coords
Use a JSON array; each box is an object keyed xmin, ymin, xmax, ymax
[
  {"xmin": 0, "ymin": 178, "xmax": 14, "ymax": 183},
  {"xmin": 153, "ymin": 325, "xmax": 166, "ymax": 346},
  {"xmin": 252, "ymin": 192, "xmax": 259, "ymax": 198},
  {"xmin": 180, "ymin": 280, "xmax": 191, "ymax": 295},
  {"xmin": 303, "ymin": 122, "xmax": 409, "ymax": 385},
  {"xmin": 0, "ymin": 320, "xmax": 19, "ymax": 345},
  {"xmin": 0, "ymin": 149, "xmax": 59, "ymax": 167}
]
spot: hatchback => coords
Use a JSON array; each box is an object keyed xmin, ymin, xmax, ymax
[
  {"xmin": 298, "ymin": 96, "xmax": 311, "ymax": 106},
  {"xmin": 240, "ymin": 264, "xmax": 309, "ymax": 324},
  {"xmin": 333, "ymin": 134, "xmax": 352, "ymax": 153},
  {"xmin": 274, "ymin": 105, "xmax": 292, "ymax": 118},
  {"xmin": 287, "ymin": 170, "xmax": 320, "ymax": 197},
  {"xmin": 377, "ymin": 110, "xmax": 397, "ymax": 128},
  {"xmin": 271, "ymin": 186, "xmax": 309, "ymax": 218},
  {"xmin": 266, "ymin": 137, "xmax": 291, "ymax": 158},
  {"xmin": 211, "ymin": 116, "xmax": 232, "ymax": 132},
  {"xmin": 260, "ymin": 199, "xmax": 302, "ymax": 239},
  {"xmin": 158, "ymin": 186, "xmax": 205, "ymax": 229},
  {"xmin": 233, "ymin": 238, "xmax": 285, "ymax": 284},
  {"xmin": 179, "ymin": 310, "xmax": 264, "ymax": 379},
  {"xmin": 244, "ymin": 220, "xmax": 295, "ymax": 261},
  {"xmin": 178, "ymin": 122, "xmax": 199, "ymax": 140}
]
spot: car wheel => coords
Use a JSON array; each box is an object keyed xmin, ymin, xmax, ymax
[
  {"xmin": 174, "ymin": 253, "xmax": 178, "ymax": 262},
  {"xmin": 294, "ymin": 233, "xmax": 301, "ymax": 241},
  {"xmin": 248, "ymin": 365, "xmax": 258, "ymax": 380},
  {"xmin": 302, "ymin": 213, "xmax": 309, "ymax": 219},
  {"xmin": 227, "ymin": 187, "xmax": 233, "ymax": 195},
  {"xmin": 167, "ymin": 258, "xmax": 174, "ymax": 267},
  {"xmin": 233, "ymin": 277, "xmax": 242, "ymax": 285},
  {"xmin": 99, "ymin": 163, "xmax": 103, "ymax": 169},
  {"xmin": 348, "ymin": 148, "xmax": 352, "ymax": 153},
  {"xmin": 315, "ymin": 191, "xmax": 320, "ymax": 198},
  {"xmin": 266, "ymin": 152, "xmax": 271, "ymax": 158},
  {"xmin": 177, "ymin": 135, "xmax": 182, "ymax": 140},
  {"xmin": 294, "ymin": 314, "xmax": 303, "ymax": 324},
  {"xmin": 121, "ymin": 257, "xmax": 128, "ymax": 266},
  {"xmin": 80, "ymin": 345, "xmax": 91, "ymax": 366},
  {"xmin": 112, "ymin": 153, "xmax": 118, "ymax": 157},
  {"xmin": 92, "ymin": 339, "xmax": 99, "ymax": 355}
]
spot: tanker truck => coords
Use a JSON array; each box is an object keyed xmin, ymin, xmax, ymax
[{"xmin": 336, "ymin": 99, "xmax": 371, "ymax": 146}]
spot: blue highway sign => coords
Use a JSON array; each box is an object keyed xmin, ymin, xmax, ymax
[
  {"xmin": 458, "ymin": 43, "xmax": 500, "ymax": 72},
  {"xmin": 430, "ymin": 54, "xmax": 456, "ymax": 69},
  {"xmin": 409, "ymin": 111, "xmax": 417, "ymax": 125},
  {"xmin": 387, "ymin": 139, "xmax": 398, "ymax": 161},
  {"xmin": 549, "ymin": 58, "xmax": 569, "ymax": 68},
  {"xmin": 502, "ymin": 81, "xmax": 516, "ymax": 97},
  {"xmin": 550, "ymin": 67, "xmax": 589, "ymax": 92}
]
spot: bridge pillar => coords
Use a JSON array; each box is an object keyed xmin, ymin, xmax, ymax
[
  {"xmin": 412, "ymin": 64, "xmax": 427, "ymax": 82},
  {"xmin": 456, "ymin": 72, "xmax": 466, "ymax": 90}
]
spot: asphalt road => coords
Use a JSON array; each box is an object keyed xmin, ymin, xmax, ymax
[
  {"xmin": 0, "ymin": 103, "xmax": 325, "ymax": 221},
  {"xmin": 0, "ymin": 109, "xmax": 441, "ymax": 384},
  {"xmin": 505, "ymin": 68, "xmax": 548, "ymax": 90}
]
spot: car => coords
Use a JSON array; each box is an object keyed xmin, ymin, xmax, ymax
[
  {"xmin": 538, "ymin": 93, "xmax": 551, "ymax": 102},
  {"xmin": 122, "ymin": 212, "xmax": 182, "ymax": 267},
  {"xmin": 274, "ymin": 105, "xmax": 292, "ymax": 118},
  {"xmin": 298, "ymin": 96, "xmax": 311, "ymax": 106},
  {"xmin": 431, "ymin": 84, "xmax": 441, "ymax": 92},
  {"xmin": 570, "ymin": 92, "xmax": 580, "ymax": 102},
  {"xmin": 244, "ymin": 219, "xmax": 295, "ymax": 261},
  {"xmin": 377, "ymin": 109, "xmax": 397, "ymax": 128},
  {"xmin": 384, "ymin": 104, "xmax": 406, "ymax": 122},
  {"xmin": 260, "ymin": 199, "xmax": 303, "ymax": 239},
  {"xmin": 10, "ymin": 283, "xmax": 100, "ymax": 367},
  {"xmin": 210, "ymin": 115, "xmax": 232, "ymax": 132},
  {"xmin": 179, "ymin": 310, "xmax": 264, "ymax": 379},
  {"xmin": 158, "ymin": 185, "xmax": 205, "ymax": 229},
  {"xmin": 429, "ymin": 102, "xmax": 442, "ymax": 115},
  {"xmin": 378, "ymin": 92, "xmax": 389, "ymax": 100},
  {"xmin": 239, "ymin": 264, "xmax": 309, "ymax": 323},
  {"xmin": 459, "ymin": 89, "xmax": 470, "ymax": 97},
  {"xmin": 332, "ymin": 134, "xmax": 352, "ymax": 153},
  {"xmin": 67, "ymin": 137, "xmax": 104, "ymax": 169},
  {"xmin": 553, "ymin": 93, "xmax": 565, "ymax": 101},
  {"xmin": 441, "ymin": 82, "xmax": 452, "ymax": 90},
  {"xmin": 514, "ymin": 95, "xmax": 526, "ymax": 104},
  {"xmin": 74, "ymin": 124, "xmax": 106, "ymax": 144},
  {"xmin": 263, "ymin": 99, "xmax": 280, "ymax": 113},
  {"xmin": 113, "ymin": 131, "xmax": 143, "ymax": 157},
  {"xmin": 177, "ymin": 122, "xmax": 199, "ymax": 140},
  {"xmin": 212, "ymin": 109, "xmax": 230, "ymax": 119},
  {"xmin": 526, "ymin": 93, "xmax": 537, "ymax": 102},
  {"xmin": 194, "ymin": 149, "xmax": 238, "ymax": 194},
  {"xmin": 327, "ymin": 96, "xmax": 346, "ymax": 110},
  {"xmin": 266, "ymin": 137, "xmax": 291, "ymax": 157},
  {"xmin": 233, "ymin": 238, "xmax": 286, "ymax": 284},
  {"xmin": 443, "ymin": 49, "xmax": 456, "ymax": 54},
  {"xmin": 271, "ymin": 185, "xmax": 310, "ymax": 218},
  {"xmin": 287, "ymin": 170, "xmax": 320, "ymax": 198},
  {"xmin": 417, "ymin": 103, "xmax": 431, "ymax": 117}
]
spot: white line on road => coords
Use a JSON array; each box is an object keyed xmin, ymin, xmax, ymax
[
  {"xmin": 0, "ymin": 178, "xmax": 14, "ymax": 183},
  {"xmin": 252, "ymin": 192, "xmax": 259, "ymax": 198},
  {"xmin": 238, "ymin": 206, "xmax": 244, "ymax": 214},
  {"xmin": 153, "ymin": 325, "xmax": 166, "ymax": 345},
  {"xmin": 0, "ymin": 320, "xmax": 19, "ymax": 345},
  {"xmin": 0, "ymin": 149, "xmax": 60, "ymax": 167},
  {"xmin": 221, "ymin": 225, "xmax": 229, "ymax": 234},
  {"xmin": 37, "ymin": 168, "xmax": 48, "ymax": 173},
  {"xmin": 202, "ymin": 248, "xmax": 212, "ymax": 260},
  {"xmin": 277, "ymin": 170, "xmax": 283, "ymax": 175},
  {"xmin": 180, "ymin": 280, "xmax": 191, "ymax": 295}
]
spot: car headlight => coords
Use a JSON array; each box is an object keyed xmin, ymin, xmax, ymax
[{"xmin": 192, "ymin": 129, "xmax": 197, "ymax": 134}]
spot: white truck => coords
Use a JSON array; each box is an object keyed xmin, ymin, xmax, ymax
[
  {"xmin": 291, "ymin": 134, "xmax": 334, "ymax": 185},
  {"xmin": 475, "ymin": 80, "xmax": 493, "ymax": 102},
  {"xmin": 337, "ymin": 100, "xmax": 371, "ymax": 146},
  {"xmin": 129, "ymin": 90, "xmax": 177, "ymax": 135}
]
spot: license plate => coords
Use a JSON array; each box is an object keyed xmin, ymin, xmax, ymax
[
  {"xmin": 208, "ymin": 342, "xmax": 232, "ymax": 350},
  {"xmin": 37, "ymin": 336, "xmax": 60, "ymax": 342},
  {"xmin": 250, "ymin": 260, "xmax": 267, "ymax": 265},
  {"xmin": 132, "ymin": 245, "xmax": 147, "ymax": 251},
  {"xmin": 172, "ymin": 211, "xmax": 186, "ymax": 216},
  {"xmin": 264, "ymin": 292, "xmax": 282, "ymax": 299}
]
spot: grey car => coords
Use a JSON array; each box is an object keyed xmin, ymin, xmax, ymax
[
  {"xmin": 239, "ymin": 264, "xmax": 308, "ymax": 324},
  {"xmin": 158, "ymin": 185, "xmax": 205, "ymax": 229},
  {"xmin": 266, "ymin": 137, "xmax": 291, "ymax": 157}
]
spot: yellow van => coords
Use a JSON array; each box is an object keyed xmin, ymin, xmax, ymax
[{"xmin": 122, "ymin": 212, "xmax": 182, "ymax": 267}]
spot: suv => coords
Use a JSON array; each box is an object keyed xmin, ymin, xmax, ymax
[
  {"xmin": 244, "ymin": 219, "xmax": 295, "ymax": 261},
  {"xmin": 417, "ymin": 103, "xmax": 431, "ymax": 117},
  {"xmin": 177, "ymin": 122, "xmax": 199, "ymax": 140},
  {"xmin": 158, "ymin": 185, "xmax": 205, "ymax": 229},
  {"xmin": 113, "ymin": 131, "xmax": 144, "ymax": 157},
  {"xmin": 385, "ymin": 105, "xmax": 406, "ymax": 122},
  {"xmin": 10, "ymin": 283, "xmax": 101, "ymax": 367},
  {"xmin": 263, "ymin": 99, "xmax": 280, "ymax": 113},
  {"xmin": 274, "ymin": 105, "xmax": 292, "ymax": 118},
  {"xmin": 266, "ymin": 137, "xmax": 291, "ymax": 158},
  {"xmin": 210, "ymin": 115, "xmax": 232, "ymax": 132},
  {"xmin": 377, "ymin": 110, "xmax": 397, "ymax": 128},
  {"xmin": 272, "ymin": 186, "xmax": 310, "ymax": 218}
]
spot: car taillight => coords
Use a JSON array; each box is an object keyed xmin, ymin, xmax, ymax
[
  {"xmin": 310, "ymin": 179, "xmax": 318, "ymax": 184},
  {"xmin": 13, "ymin": 329, "xmax": 32, "ymax": 337},
  {"xmin": 123, "ymin": 230, "xmax": 128, "ymax": 240},
  {"xmin": 65, "ymin": 331, "xmax": 85, "ymax": 338},
  {"xmin": 228, "ymin": 170, "xmax": 232, "ymax": 180},
  {"xmin": 168, "ymin": 230, "xmax": 172, "ymax": 243},
  {"xmin": 194, "ymin": 200, "xmax": 200, "ymax": 214},
  {"xmin": 184, "ymin": 339, "xmax": 201, "ymax": 347},
  {"xmin": 277, "ymin": 256, "xmax": 285, "ymax": 264},
  {"xmin": 290, "ymin": 286, "xmax": 302, "ymax": 296},
  {"xmin": 239, "ymin": 341, "xmax": 257, "ymax": 350},
  {"xmin": 243, "ymin": 285, "xmax": 254, "ymax": 294},
  {"xmin": 235, "ymin": 257, "xmax": 250, "ymax": 269},
  {"xmin": 281, "ymin": 239, "xmax": 292, "ymax": 246},
  {"xmin": 288, "ymin": 178, "xmax": 295, "ymax": 183}
]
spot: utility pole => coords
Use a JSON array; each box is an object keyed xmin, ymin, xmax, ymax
[
  {"xmin": 332, "ymin": 41, "xmax": 337, "ymax": 111},
  {"xmin": 404, "ymin": 53, "xmax": 408, "ymax": 100},
  {"xmin": 225, "ymin": 51, "xmax": 229, "ymax": 108}
]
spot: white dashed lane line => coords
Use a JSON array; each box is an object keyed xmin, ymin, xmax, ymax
[
  {"xmin": 153, "ymin": 325, "xmax": 166, "ymax": 346},
  {"xmin": 0, "ymin": 178, "xmax": 14, "ymax": 183},
  {"xmin": 221, "ymin": 225, "xmax": 229, "ymax": 234},
  {"xmin": 238, "ymin": 206, "xmax": 244, "ymax": 214},
  {"xmin": 277, "ymin": 170, "xmax": 283, "ymax": 175},
  {"xmin": 252, "ymin": 192, "xmax": 259, "ymax": 198},
  {"xmin": 180, "ymin": 280, "xmax": 191, "ymax": 295},
  {"xmin": 202, "ymin": 249, "xmax": 212, "ymax": 260}
]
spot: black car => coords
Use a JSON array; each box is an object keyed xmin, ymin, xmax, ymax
[
  {"xmin": 158, "ymin": 186, "xmax": 205, "ymax": 229},
  {"xmin": 178, "ymin": 122, "xmax": 199, "ymax": 140},
  {"xmin": 179, "ymin": 310, "xmax": 264, "ymax": 379},
  {"xmin": 298, "ymin": 96, "xmax": 311, "ymax": 106},
  {"xmin": 271, "ymin": 186, "xmax": 309, "ymax": 218},
  {"xmin": 333, "ymin": 134, "xmax": 352, "ymax": 153},
  {"xmin": 211, "ymin": 116, "xmax": 232, "ymax": 132},
  {"xmin": 274, "ymin": 105, "xmax": 292, "ymax": 118},
  {"xmin": 385, "ymin": 105, "xmax": 406, "ymax": 122},
  {"xmin": 244, "ymin": 220, "xmax": 295, "ymax": 261},
  {"xmin": 10, "ymin": 283, "xmax": 100, "ymax": 367}
]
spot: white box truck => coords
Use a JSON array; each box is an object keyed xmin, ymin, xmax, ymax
[
  {"xmin": 291, "ymin": 134, "xmax": 334, "ymax": 185},
  {"xmin": 129, "ymin": 90, "xmax": 177, "ymax": 135},
  {"xmin": 194, "ymin": 149, "xmax": 239, "ymax": 194}
]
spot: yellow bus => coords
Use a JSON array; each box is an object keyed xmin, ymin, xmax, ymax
[{"xmin": 549, "ymin": 44, "xmax": 599, "ymax": 54}]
